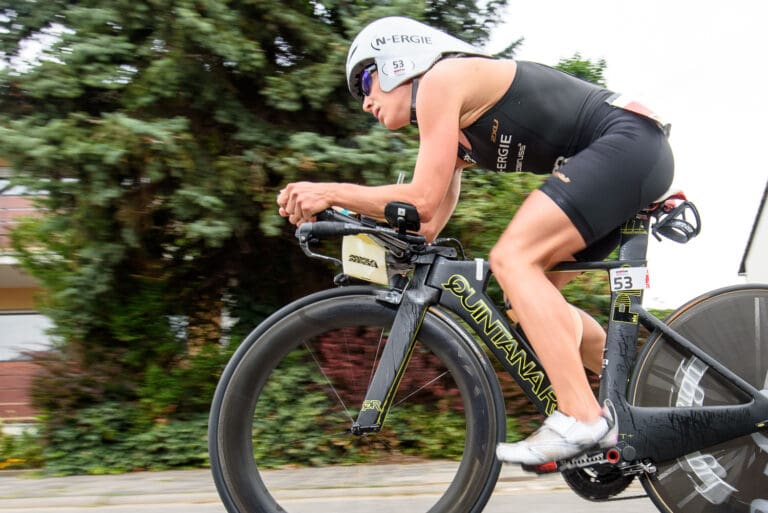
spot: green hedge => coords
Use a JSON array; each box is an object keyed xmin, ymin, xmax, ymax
[
  {"xmin": 0, "ymin": 427, "xmax": 44, "ymax": 471},
  {"xmin": 39, "ymin": 403, "xmax": 209, "ymax": 475}
]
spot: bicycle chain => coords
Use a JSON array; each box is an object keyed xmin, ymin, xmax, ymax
[{"xmin": 558, "ymin": 450, "xmax": 657, "ymax": 476}]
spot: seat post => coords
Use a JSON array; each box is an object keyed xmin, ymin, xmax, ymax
[
  {"xmin": 598, "ymin": 212, "xmax": 652, "ymax": 406},
  {"xmin": 617, "ymin": 212, "xmax": 652, "ymax": 263}
]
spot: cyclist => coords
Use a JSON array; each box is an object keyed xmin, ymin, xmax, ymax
[{"xmin": 277, "ymin": 16, "xmax": 674, "ymax": 465}]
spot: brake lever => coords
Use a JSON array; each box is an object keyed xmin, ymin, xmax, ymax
[{"xmin": 297, "ymin": 232, "xmax": 343, "ymax": 268}]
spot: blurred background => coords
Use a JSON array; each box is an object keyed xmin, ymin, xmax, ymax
[{"xmin": 0, "ymin": 0, "xmax": 764, "ymax": 476}]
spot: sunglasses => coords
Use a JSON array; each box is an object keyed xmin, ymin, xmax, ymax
[{"xmin": 359, "ymin": 64, "xmax": 377, "ymax": 98}]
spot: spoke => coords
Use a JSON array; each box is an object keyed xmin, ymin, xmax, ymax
[
  {"xmin": 303, "ymin": 341, "xmax": 355, "ymax": 423},
  {"xmin": 339, "ymin": 328, "xmax": 367, "ymax": 400},
  {"xmin": 368, "ymin": 328, "xmax": 388, "ymax": 390},
  {"xmin": 393, "ymin": 371, "xmax": 448, "ymax": 407}
]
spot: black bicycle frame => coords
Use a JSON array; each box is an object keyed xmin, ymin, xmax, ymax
[
  {"xmin": 353, "ymin": 212, "xmax": 768, "ymax": 465},
  {"xmin": 597, "ymin": 217, "xmax": 768, "ymax": 463}
]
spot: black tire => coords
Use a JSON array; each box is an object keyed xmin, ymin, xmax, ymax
[
  {"xmin": 208, "ymin": 286, "xmax": 506, "ymax": 513},
  {"xmin": 629, "ymin": 285, "xmax": 768, "ymax": 513}
]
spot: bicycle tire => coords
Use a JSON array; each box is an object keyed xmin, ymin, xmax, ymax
[
  {"xmin": 629, "ymin": 284, "xmax": 768, "ymax": 513},
  {"xmin": 208, "ymin": 286, "xmax": 506, "ymax": 513}
]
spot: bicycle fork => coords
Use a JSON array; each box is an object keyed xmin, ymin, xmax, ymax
[{"xmin": 352, "ymin": 265, "xmax": 439, "ymax": 435}]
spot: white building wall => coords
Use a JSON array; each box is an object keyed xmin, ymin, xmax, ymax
[
  {"xmin": 740, "ymin": 181, "xmax": 768, "ymax": 283},
  {"xmin": 743, "ymin": 206, "xmax": 768, "ymax": 283}
]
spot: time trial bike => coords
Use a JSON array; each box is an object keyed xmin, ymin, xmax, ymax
[{"xmin": 208, "ymin": 194, "xmax": 768, "ymax": 513}]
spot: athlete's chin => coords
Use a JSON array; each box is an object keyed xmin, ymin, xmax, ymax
[{"xmin": 381, "ymin": 117, "xmax": 408, "ymax": 131}]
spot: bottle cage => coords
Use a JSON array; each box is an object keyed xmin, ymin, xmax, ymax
[{"xmin": 651, "ymin": 199, "xmax": 701, "ymax": 243}]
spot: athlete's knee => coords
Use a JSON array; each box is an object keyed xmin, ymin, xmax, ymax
[
  {"xmin": 489, "ymin": 237, "xmax": 539, "ymax": 277},
  {"xmin": 489, "ymin": 239, "xmax": 512, "ymax": 274}
]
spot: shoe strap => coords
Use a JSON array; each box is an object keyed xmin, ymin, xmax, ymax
[{"xmin": 543, "ymin": 411, "xmax": 577, "ymax": 435}]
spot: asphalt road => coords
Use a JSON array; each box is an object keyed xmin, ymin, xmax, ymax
[{"xmin": 0, "ymin": 464, "xmax": 660, "ymax": 513}]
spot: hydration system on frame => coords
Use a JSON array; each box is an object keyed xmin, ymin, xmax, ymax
[{"xmin": 346, "ymin": 16, "xmax": 491, "ymax": 101}]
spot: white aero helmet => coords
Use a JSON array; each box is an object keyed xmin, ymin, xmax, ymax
[{"xmin": 346, "ymin": 16, "xmax": 490, "ymax": 101}]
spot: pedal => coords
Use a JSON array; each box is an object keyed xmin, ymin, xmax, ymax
[
  {"xmin": 521, "ymin": 461, "xmax": 559, "ymax": 474},
  {"xmin": 557, "ymin": 450, "xmax": 611, "ymax": 471}
]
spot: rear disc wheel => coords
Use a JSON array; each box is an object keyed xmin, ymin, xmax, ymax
[{"xmin": 629, "ymin": 285, "xmax": 768, "ymax": 513}]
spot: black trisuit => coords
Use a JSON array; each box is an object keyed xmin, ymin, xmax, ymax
[{"xmin": 458, "ymin": 61, "xmax": 674, "ymax": 261}]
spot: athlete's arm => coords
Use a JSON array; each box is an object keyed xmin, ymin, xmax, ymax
[
  {"xmin": 419, "ymin": 166, "xmax": 463, "ymax": 241},
  {"xmin": 279, "ymin": 64, "xmax": 465, "ymax": 226}
]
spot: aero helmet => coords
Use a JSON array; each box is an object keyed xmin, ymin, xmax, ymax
[{"xmin": 346, "ymin": 16, "xmax": 490, "ymax": 101}]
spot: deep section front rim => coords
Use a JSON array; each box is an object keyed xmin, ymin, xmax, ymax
[{"xmin": 209, "ymin": 291, "xmax": 503, "ymax": 513}]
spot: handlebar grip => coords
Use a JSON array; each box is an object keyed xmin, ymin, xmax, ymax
[{"xmin": 295, "ymin": 221, "xmax": 357, "ymax": 241}]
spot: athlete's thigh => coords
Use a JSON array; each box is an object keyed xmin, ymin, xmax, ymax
[
  {"xmin": 539, "ymin": 115, "xmax": 673, "ymax": 247},
  {"xmin": 498, "ymin": 189, "xmax": 587, "ymax": 269}
]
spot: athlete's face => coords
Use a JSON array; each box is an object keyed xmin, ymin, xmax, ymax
[{"xmin": 362, "ymin": 71, "xmax": 411, "ymax": 130}]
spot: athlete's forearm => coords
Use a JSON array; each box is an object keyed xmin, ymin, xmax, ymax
[
  {"xmin": 418, "ymin": 169, "xmax": 462, "ymax": 241},
  {"xmin": 330, "ymin": 182, "xmax": 443, "ymax": 224}
]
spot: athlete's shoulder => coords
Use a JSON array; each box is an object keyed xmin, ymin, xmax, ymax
[
  {"xmin": 427, "ymin": 56, "xmax": 514, "ymax": 76},
  {"xmin": 421, "ymin": 58, "xmax": 515, "ymax": 100}
]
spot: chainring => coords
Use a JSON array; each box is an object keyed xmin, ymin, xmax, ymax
[{"xmin": 561, "ymin": 465, "xmax": 635, "ymax": 501}]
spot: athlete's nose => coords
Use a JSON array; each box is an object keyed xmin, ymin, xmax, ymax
[{"xmin": 362, "ymin": 96, "xmax": 373, "ymax": 112}]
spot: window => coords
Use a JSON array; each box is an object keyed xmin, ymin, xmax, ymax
[{"xmin": 0, "ymin": 313, "xmax": 53, "ymax": 361}]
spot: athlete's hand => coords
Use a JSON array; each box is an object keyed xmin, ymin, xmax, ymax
[{"xmin": 277, "ymin": 182, "xmax": 333, "ymax": 226}]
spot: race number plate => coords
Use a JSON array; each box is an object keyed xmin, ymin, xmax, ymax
[
  {"xmin": 342, "ymin": 234, "xmax": 388, "ymax": 286},
  {"xmin": 609, "ymin": 266, "xmax": 649, "ymax": 291}
]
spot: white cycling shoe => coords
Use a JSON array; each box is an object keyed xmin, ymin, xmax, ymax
[{"xmin": 496, "ymin": 402, "xmax": 618, "ymax": 465}]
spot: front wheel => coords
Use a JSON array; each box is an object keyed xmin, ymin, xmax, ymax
[
  {"xmin": 629, "ymin": 285, "xmax": 768, "ymax": 513},
  {"xmin": 208, "ymin": 287, "xmax": 506, "ymax": 513}
]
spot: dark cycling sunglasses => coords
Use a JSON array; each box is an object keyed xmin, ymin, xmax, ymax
[{"xmin": 359, "ymin": 64, "xmax": 377, "ymax": 98}]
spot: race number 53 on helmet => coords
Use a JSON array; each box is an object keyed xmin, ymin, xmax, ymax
[{"xmin": 346, "ymin": 16, "xmax": 490, "ymax": 101}]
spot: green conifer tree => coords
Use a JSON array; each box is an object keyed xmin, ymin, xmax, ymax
[{"xmin": 0, "ymin": 1, "xmax": 512, "ymax": 470}]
